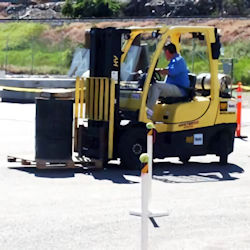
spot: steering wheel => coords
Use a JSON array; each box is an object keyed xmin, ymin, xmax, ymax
[
  {"xmin": 137, "ymin": 67, "xmax": 162, "ymax": 89},
  {"xmin": 152, "ymin": 69, "xmax": 161, "ymax": 81}
]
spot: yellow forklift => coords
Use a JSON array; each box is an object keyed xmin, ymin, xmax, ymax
[{"xmin": 74, "ymin": 26, "xmax": 237, "ymax": 169}]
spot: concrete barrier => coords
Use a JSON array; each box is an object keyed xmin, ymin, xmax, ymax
[{"xmin": 0, "ymin": 77, "xmax": 75, "ymax": 103}]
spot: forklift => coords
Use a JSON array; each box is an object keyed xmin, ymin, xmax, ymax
[{"xmin": 74, "ymin": 26, "xmax": 237, "ymax": 169}]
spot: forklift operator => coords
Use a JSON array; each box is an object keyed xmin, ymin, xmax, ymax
[{"xmin": 146, "ymin": 43, "xmax": 190, "ymax": 114}]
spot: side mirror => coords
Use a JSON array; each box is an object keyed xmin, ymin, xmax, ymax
[
  {"xmin": 124, "ymin": 33, "xmax": 131, "ymax": 40},
  {"xmin": 192, "ymin": 32, "xmax": 204, "ymax": 40},
  {"xmin": 211, "ymin": 28, "xmax": 221, "ymax": 60},
  {"xmin": 152, "ymin": 30, "xmax": 160, "ymax": 38}
]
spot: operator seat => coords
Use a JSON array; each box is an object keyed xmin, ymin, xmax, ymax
[{"xmin": 158, "ymin": 73, "xmax": 197, "ymax": 104}]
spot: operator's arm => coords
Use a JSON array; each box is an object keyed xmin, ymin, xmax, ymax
[{"xmin": 168, "ymin": 58, "xmax": 186, "ymax": 76}]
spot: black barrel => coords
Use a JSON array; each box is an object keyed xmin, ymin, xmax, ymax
[{"xmin": 35, "ymin": 98, "xmax": 73, "ymax": 162}]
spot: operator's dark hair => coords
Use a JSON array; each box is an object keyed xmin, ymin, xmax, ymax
[{"xmin": 163, "ymin": 43, "xmax": 177, "ymax": 54}]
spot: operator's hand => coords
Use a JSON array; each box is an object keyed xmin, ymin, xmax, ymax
[{"xmin": 155, "ymin": 68, "xmax": 169, "ymax": 75}]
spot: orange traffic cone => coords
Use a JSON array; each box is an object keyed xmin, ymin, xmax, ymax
[{"xmin": 235, "ymin": 82, "xmax": 247, "ymax": 139}]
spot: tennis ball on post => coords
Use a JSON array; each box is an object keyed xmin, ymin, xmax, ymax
[
  {"xmin": 146, "ymin": 122, "xmax": 155, "ymax": 130},
  {"xmin": 139, "ymin": 153, "xmax": 149, "ymax": 163}
]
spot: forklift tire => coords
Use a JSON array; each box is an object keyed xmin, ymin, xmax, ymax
[
  {"xmin": 118, "ymin": 128, "xmax": 147, "ymax": 170},
  {"xmin": 219, "ymin": 153, "xmax": 228, "ymax": 165},
  {"xmin": 218, "ymin": 132, "xmax": 229, "ymax": 165},
  {"xmin": 179, "ymin": 156, "xmax": 190, "ymax": 164}
]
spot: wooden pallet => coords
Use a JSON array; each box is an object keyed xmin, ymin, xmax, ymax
[
  {"xmin": 7, "ymin": 155, "xmax": 76, "ymax": 169},
  {"xmin": 7, "ymin": 155, "xmax": 104, "ymax": 170},
  {"xmin": 36, "ymin": 159, "xmax": 76, "ymax": 169}
]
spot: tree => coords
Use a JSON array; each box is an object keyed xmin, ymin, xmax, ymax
[{"xmin": 223, "ymin": 0, "xmax": 249, "ymax": 15}]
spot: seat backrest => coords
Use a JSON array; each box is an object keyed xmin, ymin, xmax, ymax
[{"xmin": 188, "ymin": 73, "xmax": 197, "ymax": 88}]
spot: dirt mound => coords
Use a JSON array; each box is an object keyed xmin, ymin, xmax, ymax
[
  {"xmin": 42, "ymin": 23, "xmax": 89, "ymax": 45},
  {"xmin": 41, "ymin": 18, "xmax": 250, "ymax": 45},
  {"xmin": 187, "ymin": 19, "xmax": 250, "ymax": 43},
  {"xmin": 41, "ymin": 20, "xmax": 158, "ymax": 45},
  {"xmin": 0, "ymin": 3, "xmax": 9, "ymax": 18}
]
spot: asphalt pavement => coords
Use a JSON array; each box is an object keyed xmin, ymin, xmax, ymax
[{"xmin": 0, "ymin": 95, "xmax": 249, "ymax": 250}]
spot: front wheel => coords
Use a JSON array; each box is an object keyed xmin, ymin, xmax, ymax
[{"xmin": 118, "ymin": 128, "xmax": 147, "ymax": 170}]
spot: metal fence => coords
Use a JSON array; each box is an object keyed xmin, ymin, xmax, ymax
[{"xmin": 0, "ymin": 34, "xmax": 73, "ymax": 76}]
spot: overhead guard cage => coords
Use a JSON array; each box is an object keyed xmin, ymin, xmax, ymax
[{"xmin": 74, "ymin": 76, "xmax": 115, "ymax": 160}]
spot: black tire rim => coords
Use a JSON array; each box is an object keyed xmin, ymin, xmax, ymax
[{"xmin": 132, "ymin": 143, "xmax": 143, "ymax": 155}]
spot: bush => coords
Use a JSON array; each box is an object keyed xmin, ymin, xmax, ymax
[
  {"xmin": 62, "ymin": 0, "xmax": 74, "ymax": 17},
  {"xmin": 234, "ymin": 57, "xmax": 250, "ymax": 85},
  {"xmin": 62, "ymin": 0, "xmax": 121, "ymax": 18}
]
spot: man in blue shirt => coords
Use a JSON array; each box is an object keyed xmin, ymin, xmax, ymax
[{"xmin": 147, "ymin": 43, "xmax": 190, "ymax": 115}]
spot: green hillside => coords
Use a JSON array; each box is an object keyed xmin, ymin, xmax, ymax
[
  {"xmin": 0, "ymin": 22, "xmax": 74, "ymax": 75},
  {"xmin": 0, "ymin": 22, "xmax": 249, "ymax": 85}
]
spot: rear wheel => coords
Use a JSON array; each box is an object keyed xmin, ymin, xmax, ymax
[
  {"xmin": 218, "ymin": 132, "xmax": 229, "ymax": 165},
  {"xmin": 179, "ymin": 156, "xmax": 190, "ymax": 164},
  {"xmin": 118, "ymin": 128, "xmax": 147, "ymax": 170}
]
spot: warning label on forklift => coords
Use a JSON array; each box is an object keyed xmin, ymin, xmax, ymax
[
  {"xmin": 179, "ymin": 120, "xmax": 199, "ymax": 129},
  {"xmin": 227, "ymin": 101, "xmax": 237, "ymax": 112},
  {"xmin": 111, "ymin": 71, "xmax": 118, "ymax": 81},
  {"xmin": 194, "ymin": 134, "xmax": 203, "ymax": 145},
  {"xmin": 220, "ymin": 101, "xmax": 237, "ymax": 113}
]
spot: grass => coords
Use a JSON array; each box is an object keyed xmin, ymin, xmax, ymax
[
  {"xmin": 0, "ymin": 48, "xmax": 71, "ymax": 75},
  {"xmin": 0, "ymin": 22, "xmax": 48, "ymax": 50},
  {"xmin": 222, "ymin": 41, "xmax": 250, "ymax": 85},
  {"xmin": 234, "ymin": 57, "xmax": 250, "ymax": 85},
  {"xmin": 0, "ymin": 22, "xmax": 75, "ymax": 75}
]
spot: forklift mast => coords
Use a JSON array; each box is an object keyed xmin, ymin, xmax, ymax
[
  {"xmin": 90, "ymin": 28, "xmax": 130, "ymax": 122},
  {"xmin": 76, "ymin": 28, "xmax": 130, "ymax": 164}
]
